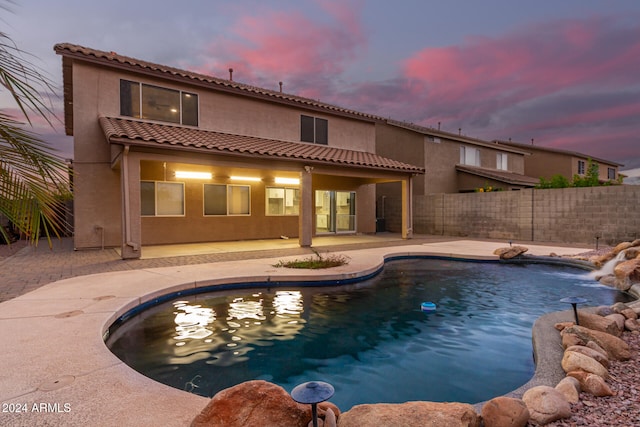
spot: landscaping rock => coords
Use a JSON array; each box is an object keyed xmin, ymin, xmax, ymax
[
  {"xmin": 522, "ymin": 386, "xmax": 571, "ymax": 425},
  {"xmin": 613, "ymin": 259, "xmax": 640, "ymax": 290},
  {"xmin": 585, "ymin": 340, "xmax": 608, "ymax": 358},
  {"xmin": 318, "ymin": 401, "xmax": 341, "ymax": 420},
  {"xmin": 493, "ymin": 246, "xmax": 528, "ymax": 260},
  {"xmin": 595, "ymin": 305, "xmax": 615, "ymax": 316},
  {"xmin": 624, "ymin": 317, "xmax": 639, "ymax": 331},
  {"xmin": 480, "ymin": 396, "xmax": 529, "ymax": 427},
  {"xmin": 612, "ymin": 241, "xmax": 634, "ymax": 255},
  {"xmin": 605, "ymin": 313, "xmax": 626, "ymax": 332},
  {"xmin": 561, "ymin": 350, "xmax": 608, "ymax": 378},
  {"xmin": 567, "ymin": 370, "xmax": 615, "ymax": 397},
  {"xmin": 563, "ymin": 325, "xmax": 631, "ymax": 360},
  {"xmin": 565, "ymin": 345, "xmax": 609, "ymax": 368},
  {"xmin": 561, "ymin": 331, "xmax": 585, "ymax": 349},
  {"xmin": 577, "ymin": 311, "xmax": 622, "ymax": 336},
  {"xmin": 555, "ymin": 376, "xmax": 581, "ymax": 404},
  {"xmin": 191, "ymin": 380, "xmax": 310, "ymax": 427},
  {"xmin": 620, "ymin": 308, "xmax": 638, "ymax": 320},
  {"xmin": 337, "ymin": 401, "xmax": 480, "ymax": 427}
]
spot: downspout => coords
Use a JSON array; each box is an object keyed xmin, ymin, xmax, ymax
[{"xmin": 122, "ymin": 145, "xmax": 139, "ymax": 251}]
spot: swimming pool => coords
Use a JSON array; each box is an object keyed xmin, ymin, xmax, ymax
[{"xmin": 106, "ymin": 258, "xmax": 631, "ymax": 409}]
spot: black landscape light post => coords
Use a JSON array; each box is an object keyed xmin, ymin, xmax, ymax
[
  {"xmin": 291, "ymin": 381, "xmax": 335, "ymax": 427},
  {"xmin": 560, "ymin": 297, "xmax": 588, "ymax": 325}
]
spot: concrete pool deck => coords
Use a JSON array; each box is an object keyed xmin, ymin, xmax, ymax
[{"xmin": 0, "ymin": 237, "xmax": 598, "ymax": 426}]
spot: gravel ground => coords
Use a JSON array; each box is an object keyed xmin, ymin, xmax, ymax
[{"xmin": 541, "ymin": 330, "xmax": 640, "ymax": 427}]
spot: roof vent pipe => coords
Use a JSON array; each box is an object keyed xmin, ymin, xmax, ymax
[
  {"xmin": 279, "ymin": 81, "xmax": 283, "ymax": 93},
  {"xmin": 229, "ymin": 68, "xmax": 233, "ymax": 81},
  {"xmin": 458, "ymin": 128, "xmax": 462, "ymax": 135},
  {"xmin": 437, "ymin": 121, "xmax": 441, "ymax": 131}
]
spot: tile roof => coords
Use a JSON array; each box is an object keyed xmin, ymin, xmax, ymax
[
  {"xmin": 99, "ymin": 117, "xmax": 425, "ymax": 173},
  {"xmin": 495, "ymin": 140, "xmax": 624, "ymax": 167},
  {"xmin": 54, "ymin": 43, "xmax": 383, "ymax": 123},
  {"xmin": 455, "ymin": 164, "xmax": 539, "ymax": 186},
  {"xmin": 386, "ymin": 119, "xmax": 532, "ymax": 155}
]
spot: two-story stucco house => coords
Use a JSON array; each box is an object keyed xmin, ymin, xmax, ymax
[
  {"xmin": 375, "ymin": 120, "xmax": 539, "ymax": 198},
  {"xmin": 54, "ymin": 43, "xmax": 423, "ymax": 259},
  {"xmin": 495, "ymin": 140, "xmax": 623, "ymax": 184}
]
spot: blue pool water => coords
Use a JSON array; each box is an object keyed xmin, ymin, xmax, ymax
[{"xmin": 106, "ymin": 258, "xmax": 632, "ymax": 408}]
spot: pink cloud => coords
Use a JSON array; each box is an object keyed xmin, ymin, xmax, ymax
[
  {"xmin": 197, "ymin": 0, "xmax": 365, "ymax": 96},
  {"xmin": 402, "ymin": 16, "xmax": 640, "ymax": 124}
]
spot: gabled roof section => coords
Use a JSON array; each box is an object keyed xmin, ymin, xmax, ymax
[
  {"xmin": 386, "ymin": 119, "xmax": 531, "ymax": 156},
  {"xmin": 54, "ymin": 43, "xmax": 385, "ymax": 134},
  {"xmin": 99, "ymin": 117, "xmax": 425, "ymax": 174},
  {"xmin": 495, "ymin": 140, "xmax": 624, "ymax": 167},
  {"xmin": 455, "ymin": 164, "xmax": 539, "ymax": 186}
]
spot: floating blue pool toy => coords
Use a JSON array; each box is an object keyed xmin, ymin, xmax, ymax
[{"xmin": 421, "ymin": 302, "xmax": 436, "ymax": 312}]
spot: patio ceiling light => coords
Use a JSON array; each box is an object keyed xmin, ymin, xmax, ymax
[
  {"xmin": 230, "ymin": 176, "xmax": 262, "ymax": 182},
  {"xmin": 175, "ymin": 171, "xmax": 212, "ymax": 179},
  {"xmin": 275, "ymin": 177, "xmax": 300, "ymax": 185}
]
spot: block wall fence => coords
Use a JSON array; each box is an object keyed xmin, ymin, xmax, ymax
[{"xmin": 381, "ymin": 186, "xmax": 640, "ymax": 246}]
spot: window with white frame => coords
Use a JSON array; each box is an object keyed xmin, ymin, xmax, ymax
[
  {"xmin": 300, "ymin": 115, "xmax": 328, "ymax": 144},
  {"xmin": 266, "ymin": 187, "xmax": 300, "ymax": 215},
  {"xmin": 460, "ymin": 146, "xmax": 481, "ymax": 166},
  {"xmin": 204, "ymin": 184, "xmax": 250, "ymax": 216},
  {"xmin": 496, "ymin": 153, "xmax": 508, "ymax": 170},
  {"xmin": 141, "ymin": 181, "xmax": 185, "ymax": 216},
  {"xmin": 120, "ymin": 80, "xmax": 198, "ymax": 126}
]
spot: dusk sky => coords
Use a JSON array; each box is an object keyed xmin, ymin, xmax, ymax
[{"xmin": 4, "ymin": 0, "xmax": 640, "ymax": 170}]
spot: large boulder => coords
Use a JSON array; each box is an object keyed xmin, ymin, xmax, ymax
[
  {"xmin": 613, "ymin": 258, "xmax": 640, "ymax": 290},
  {"xmin": 493, "ymin": 246, "xmax": 528, "ymax": 260},
  {"xmin": 612, "ymin": 241, "xmax": 634, "ymax": 255},
  {"xmin": 191, "ymin": 380, "xmax": 311, "ymax": 427},
  {"xmin": 481, "ymin": 396, "xmax": 529, "ymax": 427},
  {"xmin": 561, "ymin": 350, "xmax": 608, "ymax": 378},
  {"xmin": 337, "ymin": 401, "xmax": 480, "ymax": 427},
  {"xmin": 567, "ymin": 370, "xmax": 615, "ymax": 397},
  {"xmin": 605, "ymin": 313, "xmax": 626, "ymax": 332},
  {"xmin": 522, "ymin": 386, "xmax": 571, "ymax": 425},
  {"xmin": 565, "ymin": 345, "xmax": 609, "ymax": 368},
  {"xmin": 555, "ymin": 376, "xmax": 581, "ymax": 404},
  {"xmin": 577, "ymin": 311, "xmax": 622, "ymax": 336},
  {"xmin": 563, "ymin": 325, "xmax": 631, "ymax": 361}
]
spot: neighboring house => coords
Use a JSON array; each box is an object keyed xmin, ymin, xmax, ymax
[
  {"xmin": 495, "ymin": 140, "xmax": 623, "ymax": 184},
  {"xmin": 54, "ymin": 43, "xmax": 423, "ymax": 259},
  {"xmin": 375, "ymin": 120, "xmax": 538, "ymax": 197}
]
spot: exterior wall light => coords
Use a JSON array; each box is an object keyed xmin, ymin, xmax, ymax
[
  {"xmin": 174, "ymin": 171, "xmax": 212, "ymax": 179},
  {"xmin": 274, "ymin": 177, "xmax": 300, "ymax": 185},
  {"xmin": 230, "ymin": 176, "xmax": 262, "ymax": 182}
]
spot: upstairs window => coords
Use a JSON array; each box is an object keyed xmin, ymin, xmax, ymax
[
  {"xmin": 120, "ymin": 80, "xmax": 198, "ymax": 126},
  {"xmin": 496, "ymin": 153, "xmax": 508, "ymax": 170},
  {"xmin": 460, "ymin": 146, "xmax": 480, "ymax": 166},
  {"xmin": 300, "ymin": 115, "xmax": 328, "ymax": 145},
  {"xmin": 577, "ymin": 160, "xmax": 586, "ymax": 175}
]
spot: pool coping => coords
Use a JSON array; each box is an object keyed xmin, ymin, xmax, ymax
[{"xmin": 0, "ymin": 241, "xmax": 633, "ymax": 426}]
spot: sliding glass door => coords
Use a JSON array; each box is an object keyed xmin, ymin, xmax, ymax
[{"xmin": 315, "ymin": 190, "xmax": 356, "ymax": 234}]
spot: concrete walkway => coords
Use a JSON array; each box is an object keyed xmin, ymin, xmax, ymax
[{"xmin": 0, "ymin": 236, "xmax": 594, "ymax": 426}]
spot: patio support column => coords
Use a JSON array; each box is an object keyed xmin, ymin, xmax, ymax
[
  {"xmin": 298, "ymin": 166, "xmax": 313, "ymax": 247},
  {"xmin": 401, "ymin": 175, "xmax": 413, "ymax": 239},
  {"xmin": 120, "ymin": 146, "xmax": 142, "ymax": 259}
]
